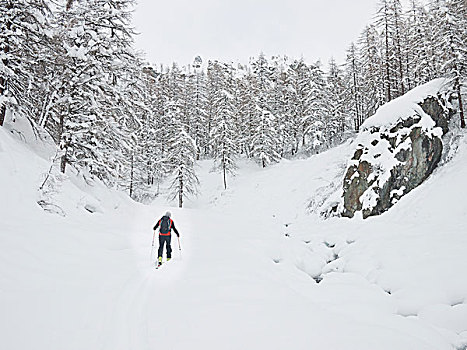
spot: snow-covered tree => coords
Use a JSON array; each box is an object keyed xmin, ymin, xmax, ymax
[
  {"xmin": 234, "ymin": 66, "xmax": 256, "ymax": 157},
  {"xmin": 344, "ymin": 43, "xmax": 364, "ymax": 131},
  {"xmin": 0, "ymin": 0, "xmax": 51, "ymax": 126},
  {"xmin": 326, "ymin": 59, "xmax": 348, "ymax": 140},
  {"xmin": 388, "ymin": 0, "xmax": 407, "ymax": 97},
  {"xmin": 435, "ymin": 0, "xmax": 466, "ymax": 128},
  {"xmin": 287, "ymin": 58, "xmax": 313, "ymax": 153},
  {"xmin": 249, "ymin": 54, "xmax": 281, "ymax": 166},
  {"xmin": 166, "ymin": 117, "xmax": 199, "ymax": 208},
  {"xmin": 38, "ymin": 0, "xmax": 141, "ymax": 187},
  {"xmin": 406, "ymin": 0, "xmax": 430, "ymax": 85},
  {"xmin": 186, "ymin": 56, "xmax": 209, "ymax": 160},
  {"xmin": 358, "ymin": 25, "xmax": 386, "ymax": 121},
  {"xmin": 210, "ymin": 61, "xmax": 238, "ymax": 189},
  {"xmin": 269, "ymin": 56, "xmax": 293, "ymax": 157},
  {"xmin": 304, "ymin": 62, "xmax": 330, "ymax": 151}
]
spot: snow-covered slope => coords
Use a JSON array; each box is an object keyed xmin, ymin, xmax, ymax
[{"xmin": 1, "ymin": 120, "xmax": 467, "ymax": 350}]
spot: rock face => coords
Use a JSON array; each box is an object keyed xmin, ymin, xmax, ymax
[{"xmin": 341, "ymin": 83, "xmax": 453, "ymax": 219}]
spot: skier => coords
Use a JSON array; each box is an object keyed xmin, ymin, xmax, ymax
[{"xmin": 153, "ymin": 211, "xmax": 180, "ymax": 266}]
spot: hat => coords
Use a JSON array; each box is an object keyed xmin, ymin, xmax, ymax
[{"xmin": 165, "ymin": 211, "xmax": 171, "ymax": 218}]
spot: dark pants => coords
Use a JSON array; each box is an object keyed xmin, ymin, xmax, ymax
[{"xmin": 158, "ymin": 235, "xmax": 172, "ymax": 258}]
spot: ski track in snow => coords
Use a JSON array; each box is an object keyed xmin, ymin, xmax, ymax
[{"xmin": 1, "ymin": 123, "xmax": 467, "ymax": 349}]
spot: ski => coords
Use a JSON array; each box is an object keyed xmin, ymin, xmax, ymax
[{"xmin": 155, "ymin": 259, "xmax": 171, "ymax": 269}]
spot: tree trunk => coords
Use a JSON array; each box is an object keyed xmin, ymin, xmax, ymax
[
  {"xmin": 457, "ymin": 80, "xmax": 465, "ymax": 128},
  {"xmin": 129, "ymin": 154, "xmax": 134, "ymax": 198},
  {"xmin": 59, "ymin": 114, "xmax": 67, "ymax": 173},
  {"xmin": 178, "ymin": 170, "xmax": 183, "ymax": 208},
  {"xmin": 352, "ymin": 63, "xmax": 360, "ymax": 131},
  {"xmin": 60, "ymin": 150, "xmax": 67, "ymax": 173},
  {"xmin": 0, "ymin": 71, "xmax": 6, "ymax": 126},
  {"xmin": 0, "ymin": 103, "xmax": 5, "ymax": 127},
  {"xmin": 0, "ymin": 2, "xmax": 11, "ymax": 127},
  {"xmin": 66, "ymin": 0, "xmax": 75, "ymax": 10},
  {"xmin": 222, "ymin": 153, "xmax": 227, "ymax": 190},
  {"xmin": 393, "ymin": 4, "xmax": 405, "ymax": 96},
  {"xmin": 383, "ymin": 2, "xmax": 392, "ymax": 102}
]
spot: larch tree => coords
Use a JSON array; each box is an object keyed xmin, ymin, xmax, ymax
[
  {"xmin": 249, "ymin": 53, "xmax": 280, "ymax": 167},
  {"xmin": 326, "ymin": 59, "xmax": 348, "ymax": 140},
  {"xmin": 303, "ymin": 63, "xmax": 329, "ymax": 152},
  {"xmin": 436, "ymin": 0, "xmax": 466, "ymax": 128},
  {"xmin": 50, "ymin": 0, "xmax": 139, "ymax": 181},
  {"xmin": 0, "ymin": 0, "xmax": 51, "ymax": 127},
  {"xmin": 358, "ymin": 25, "xmax": 385, "ymax": 121},
  {"xmin": 234, "ymin": 66, "xmax": 256, "ymax": 157},
  {"xmin": 288, "ymin": 58, "xmax": 313, "ymax": 154},
  {"xmin": 344, "ymin": 43, "xmax": 364, "ymax": 131},
  {"xmin": 270, "ymin": 56, "xmax": 292, "ymax": 157},
  {"xmin": 166, "ymin": 117, "xmax": 199, "ymax": 208},
  {"xmin": 388, "ymin": 0, "xmax": 407, "ymax": 97},
  {"xmin": 210, "ymin": 61, "xmax": 238, "ymax": 189},
  {"xmin": 188, "ymin": 57, "xmax": 208, "ymax": 160},
  {"xmin": 376, "ymin": 0, "xmax": 394, "ymax": 102}
]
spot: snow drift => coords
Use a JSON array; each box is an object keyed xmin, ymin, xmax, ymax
[{"xmin": 1, "ymin": 112, "xmax": 467, "ymax": 349}]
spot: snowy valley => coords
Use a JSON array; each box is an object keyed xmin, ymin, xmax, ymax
[
  {"xmin": 1, "ymin": 1, "xmax": 467, "ymax": 349},
  {"xmin": 1, "ymin": 102, "xmax": 467, "ymax": 349}
]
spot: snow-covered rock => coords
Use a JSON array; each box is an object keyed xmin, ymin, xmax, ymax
[{"xmin": 340, "ymin": 79, "xmax": 454, "ymax": 218}]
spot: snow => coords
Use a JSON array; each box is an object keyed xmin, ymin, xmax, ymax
[
  {"xmin": 1, "ymin": 117, "xmax": 467, "ymax": 349},
  {"xmin": 340, "ymin": 80, "xmax": 454, "ymax": 217},
  {"xmin": 361, "ymin": 78, "xmax": 448, "ymax": 130}
]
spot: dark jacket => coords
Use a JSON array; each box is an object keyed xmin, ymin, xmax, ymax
[{"xmin": 153, "ymin": 216, "xmax": 180, "ymax": 237}]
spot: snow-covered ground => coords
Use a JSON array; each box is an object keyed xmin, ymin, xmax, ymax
[{"xmin": 1, "ymin": 120, "xmax": 467, "ymax": 350}]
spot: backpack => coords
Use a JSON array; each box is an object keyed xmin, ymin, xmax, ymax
[{"xmin": 160, "ymin": 216, "xmax": 172, "ymax": 234}]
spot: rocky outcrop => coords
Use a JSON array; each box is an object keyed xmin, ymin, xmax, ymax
[{"xmin": 341, "ymin": 80, "xmax": 454, "ymax": 219}]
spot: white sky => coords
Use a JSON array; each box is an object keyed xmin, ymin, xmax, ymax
[{"xmin": 132, "ymin": 0, "xmax": 380, "ymax": 68}]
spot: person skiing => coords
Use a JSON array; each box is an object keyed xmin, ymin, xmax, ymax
[{"xmin": 153, "ymin": 211, "xmax": 180, "ymax": 266}]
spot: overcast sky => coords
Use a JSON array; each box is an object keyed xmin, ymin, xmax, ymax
[{"xmin": 132, "ymin": 0, "xmax": 380, "ymax": 68}]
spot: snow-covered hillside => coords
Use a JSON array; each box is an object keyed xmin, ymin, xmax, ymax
[{"xmin": 1, "ymin": 119, "xmax": 467, "ymax": 350}]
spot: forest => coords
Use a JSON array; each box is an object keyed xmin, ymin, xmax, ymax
[{"xmin": 0, "ymin": 0, "xmax": 465, "ymax": 206}]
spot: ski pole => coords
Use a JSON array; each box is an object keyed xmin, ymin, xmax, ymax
[
  {"xmin": 177, "ymin": 236, "xmax": 182, "ymax": 260},
  {"xmin": 152, "ymin": 230, "xmax": 156, "ymax": 246}
]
